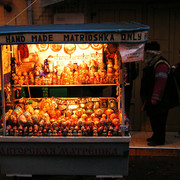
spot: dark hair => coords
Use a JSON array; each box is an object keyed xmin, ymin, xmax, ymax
[{"xmin": 145, "ymin": 41, "xmax": 160, "ymax": 51}]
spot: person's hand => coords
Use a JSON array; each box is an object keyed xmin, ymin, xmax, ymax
[
  {"xmin": 151, "ymin": 99, "xmax": 158, "ymax": 105},
  {"xmin": 141, "ymin": 102, "xmax": 146, "ymax": 111}
]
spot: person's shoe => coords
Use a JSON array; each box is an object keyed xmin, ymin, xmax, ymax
[
  {"xmin": 175, "ymin": 134, "xmax": 180, "ymax": 138},
  {"xmin": 147, "ymin": 141, "xmax": 165, "ymax": 146},
  {"xmin": 146, "ymin": 137, "xmax": 154, "ymax": 142}
]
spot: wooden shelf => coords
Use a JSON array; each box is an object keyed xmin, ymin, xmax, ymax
[{"xmin": 13, "ymin": 84, "xmax": 118, "ymax": 87}]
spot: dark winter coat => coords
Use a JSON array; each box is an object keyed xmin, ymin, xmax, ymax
[{"xmin": 140, "ymin": 55, "xmax": 171, "ymax": 115}]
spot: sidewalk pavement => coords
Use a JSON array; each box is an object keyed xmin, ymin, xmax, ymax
[{"xmin": 129, "ymin": 131, "xmax": 180, "ymax": 157}]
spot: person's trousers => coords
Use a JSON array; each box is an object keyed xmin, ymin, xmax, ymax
[{"xmin": 149, "ymin": 110, "xmax": 168, "ymax": 143}]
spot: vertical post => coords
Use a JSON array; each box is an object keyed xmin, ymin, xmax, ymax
[
  {"xmin": 121, "ymin": 63, "xmax": 125, "ymax": 125},
  {"xmin": 27, "ymin": 0, "xmax": 33, "ymax": 25},
  {"xmin": 0, "ymin": 45, "xmax": 6, "ymax": 136}
]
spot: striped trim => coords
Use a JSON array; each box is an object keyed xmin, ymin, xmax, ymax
[
  {"xmin": 152, "ymin": 94, "xmax": 160, "ymax": 101},
  {"xmin": 154, "ymin": 59, "xmax": 171, "ymax": 73},
  {"xmin": 155, "ymin": 72, "xmax": 168, "ymax": 78}
]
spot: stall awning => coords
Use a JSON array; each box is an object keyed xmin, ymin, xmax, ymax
[
  {"xmin": 0, "ymin": 22, "xmax": 150, "ymax": 44},
  {"xmin": 39, "ymin": 0, "xmax": 64, "ymax": 7}
]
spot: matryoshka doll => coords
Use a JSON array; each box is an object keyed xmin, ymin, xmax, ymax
[
  {"xmin": 46, "ymin": 73, "xmax": 52, "ymax": 85},
  {"xmin": 28, "ymin": 126, "xmax": 33, "ymax": 136},
  {"xmin": 98, "ymin": 63, "xmax": 107, "ymax": 84},
  {"xmin": 93, "ymin": 128, "xmax": 98, "ymax": 136},
  {"xmin": 57, "ymin": 130, "xmax": 63, "ymax": 136},
  {"xmin": 23, "ymin": 126, "xmax": 28, "ymax": 136},
  {"xmin": 102, "ymin": 126, "xmax": 108, "ymax": 136},
  {"xmin": 23, "ymin": 72, "xmax": 29, "ymax": 85},
  {"xmin": 67, "ymin": 129, "xmax": 73, "ymax": 136},
  {"xmin": 107, "ymin": 58, "xmax": 115, "ymax": 84},
  {"xmin": 12, "ymin": 73, "xmax": 19, "ymax": 85},
  {"xmin": 52, "ymin": 72, "xmax": 57, "ymax": 85},
  {"xmin": 73, "ymin": 71, "xmax": 79, "ymax": 84},
  {"xmin": 89, "ymin": 59, "xmax": 98, "ymax": 72},
  {"xmin": 77, "ymin": 129, "xmax": 82, "ymax": 136},
  {"xmin": 41, "ymin": 75, "xmax": 45, "ymax": 85},
  {"xmin": 89, "ymin": 59, "xmax": 98, "ymax": 84},
  {"xmin": 43, "ymin": 128, "xmax": 48, "ymax": 136},
  {"xmin": 69, "ymin": 71, "xmax": 74, "ymax": 85},
  {"xmin": 18, "ymin": 76, "xmax": 24, "ymax": 86},
  {"xmin": 48, "ymin": 129, "xmax": 53, "ymax": 136},
  {"xmin": 38, "ymin": 130, "xmax": 43, "ymax": 136},
  {"xmin": 73, "ymin": 129, "xmax": 78, "ymax": 136},
  {"xmin": 82, "ymin": 129, "xmax": 88, "ymax": 136},
  {"xmin": 53, "ymin": 130, "xmax": 57, "ymax": 136},
  {"xmin": 16, "ymin": 71, "xmax": 22, "ymax": 85},
  {"xmin": 29, "ymin": 72, "xmax": 34, "ymax": 85}
]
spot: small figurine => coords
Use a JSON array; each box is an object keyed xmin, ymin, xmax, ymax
[
  {"xmin": 53, "ymin": 130, "xmax": 57, "ymax": 136},
  {"xmin": 82, "ymin": 129, "xmax": 88, "ymax": 136},
  {"xmin": 67, "ymin": 129, "xmax": 73, "ymax": 136},
  {"xmin": 107, "ymin": 131, "xmax": 113, "ymax": 136},
  {"xmin": 34, "ymin": 130, "xmax": 38, "ymax": 136},
  {"xmin": 44, "ymin": 58, "xmax": 50, "ymax": 74},
  {"xmin": 23, "ymin": 72, "xmax": 29, "ymax": 85},
  {"xmin": 9, "ymin": 129, "xmax": 14, "ymax": 136},
  {"xmin": 29, "ymin": 72, "xmax": 34, "ymax": 85},
  {"xmin": 63, "ymin": 129, "xmax": 68, "ymax": 136},
  {"xmin": 34, "ymin": 62, "xmax": 45, "ymax": 78},
  {"xmin": 113, "ymin": 126, "xmax": 119, "ymax": 136},
  {"xmin": 38, "ymin": 130, "xmax": 43, "ymax": 136},
  {"xmin": 109, "ymin": 125, "xmax": 114, "ymax": 132},
  {"xmin": 102, "ymin": 126, "xmax": 108, "ymax": 136},
  {"xmin": 28, "ymin": 126, "xmax": 33, "ymax": 136},
  {"xmin": 18, "ymin": 76, "xmax": 24, "ymax": 85},
  {"xmin": 86, "ymin": 126, "xmax": 92, "ymax": 136},
  {"xmin": 97, "ymin": 126, "xmax": 103, "ymax": 136},
  {"xmin": 43, "ymin": 128, "xmax": 48, "ymax": 136},
  {"xmin": 93, "ymin": 130, "xmax": 98, "ymax": 136},
  {"xmin": 118, "ymin": 129, "xmax": 123, "ymax": 136},
  {"xmin": 73, "ymin": 129, "xmax": 78, "ymax": 136},
  {"xmin": 14, "ymin": 129, "xmax": 19, "ymax": 136},
  {"xmin": 5, "ymin": 83, "xmax": 11, "ymax": 102},
  {"xmin": 23, "ymin": 126, "xmax": 28, "ymax": 136},
  {"xmin": 5, "ymin": 129, "xmax": 9, "ymax": 136},
  {"xmin": 18, "ymin": 125, "xmax": 23, "ymax": 136},
  {"xmin": 58, "ymin": 130, "xmax": 63, "ymax": 136},
  {"xmin": 48, "ymin": 129, "xmax": 52, "ymax": 136},
  {"xmin": 52, "ymin": 73, "xmax": 57, "ymax": 85},
  {"xmin": 13, "ymin": 126, "xmax": 18, "ymax": 135},
  {"xmin": 89, "ymin": 59, "xmax": 98, "ymax": 73},
  {"xmin": 77, "ymin": 130, "xmax": 82, "ymax": 136}
]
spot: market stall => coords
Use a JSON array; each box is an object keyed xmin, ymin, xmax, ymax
[{"xmin": 0, "ymin": 22, "xmax": 149, "ymax": 177}]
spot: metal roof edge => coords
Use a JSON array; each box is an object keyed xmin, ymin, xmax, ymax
[{"xmin": 0, "ymin": 22, "xmax": 150, "ymax": 34}]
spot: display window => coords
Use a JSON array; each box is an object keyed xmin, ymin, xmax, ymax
[
  {"xmin": 1, "ymin": 43, "xmax": 124, "ymax": 137},
  {"xmin": 0, "ymin": 22, "xmax": 149, "ymax": 139}
]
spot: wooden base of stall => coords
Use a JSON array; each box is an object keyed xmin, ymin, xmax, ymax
[{"xmin": 0, "ymin": 136, "xmax": 130, "ymax": 177}]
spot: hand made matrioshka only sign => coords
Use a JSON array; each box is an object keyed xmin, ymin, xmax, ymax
[{"xmin": 1, "ymin": 31, "xmax": 148, "ymax": 44}]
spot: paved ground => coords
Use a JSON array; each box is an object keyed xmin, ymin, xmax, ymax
[
  {"xmin": 130, "ymin": 131, "xmax": 180, "ymax": 148},
  {"xmin": 127, "ymin": 156, "xmax": 180, "ymax": 180},
  {"xmin": 1, "ymin": 156, "xmax": 180, "ymax": 180}
]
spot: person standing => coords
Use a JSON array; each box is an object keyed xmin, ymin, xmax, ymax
[{"xmin": 140, "ymin": 41, "xmax": 170, "ymax": 146}]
